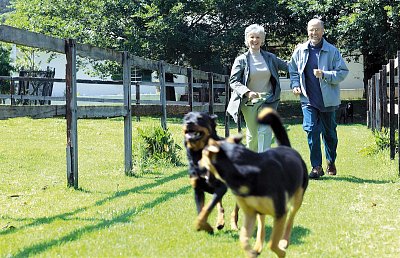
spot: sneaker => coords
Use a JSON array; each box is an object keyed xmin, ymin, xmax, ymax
[
  {"xmin": 309, "ymin": 166, "xmax": 324, "ymax": 179},
  {"xmin": 327, "ymin": 163, "xmax": 337, "ymax": 176}
]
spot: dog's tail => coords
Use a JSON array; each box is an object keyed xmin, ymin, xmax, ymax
[{"xmin": 257, "ymin": 107, "xmax": 291, "ymax": 147}]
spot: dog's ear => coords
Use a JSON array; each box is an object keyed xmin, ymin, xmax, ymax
[
  {"xmin": 227, "ymin": 134, "xmax": 243, "ymax": 144},
  {"xmin": 207, "ymin": 138, "xmax": 220, "ymax": 152}
]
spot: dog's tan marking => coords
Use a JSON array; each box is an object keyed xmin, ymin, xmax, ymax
[
  {"xmin": 236, "ymin": 195, "xmax": 276, "ymax": 217},
  {"xmin": 183, "ymin": 124, "xmax": 211, "ymax": 151},
  {"xmin": 216, "ymin": 202, "xmax": 225, "ymax": 230},
  {"xmin": 195, "ymin": 206, "xmax": 213, "ymax": 233},
  {"xmin": 189, "ymin": 177, "xmax": 197, "ymax": 188},
  {"xmin": 199, "ymin": 147, "xmax": 227, "ymax": 184}
]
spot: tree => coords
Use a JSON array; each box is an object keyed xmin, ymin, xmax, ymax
[
  {"xmin": 336, "ymin": 1, "xmax": 400, "ymax": 92},
  {"xmin": 0, "ymin": 45, "xmax": 13, "ymax": 96},
  {"xmin": 4, "ymin": 0, "xmax": 291, "ymax": 75},
  {"xmin": 279, "ymin": 0, "xmax": 400, "ymax": 94}
]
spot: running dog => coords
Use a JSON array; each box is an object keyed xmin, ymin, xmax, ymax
[
  {"xmin": 183, "ymin": 111, "xmax": 239, "ymax": 233},
  {"xmin": 199, "ymin": 108, "xmax": 308, "ymax": 257}
]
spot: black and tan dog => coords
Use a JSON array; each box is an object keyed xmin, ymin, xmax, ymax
[
  {"xmin": 199, "ymin": 108, "xmax": 308, "ymax": 258},
  {"xmin": 183, "ymin": 112, "xmax": 239, "ymax": 233},
  {"xmin": 339, "ymin": 102, "xmax": 354, "ymax": 124}
]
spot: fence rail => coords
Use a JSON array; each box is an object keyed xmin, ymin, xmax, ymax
[
  {"xmin": 366, "ymin": 50, "xmax": 400, "ymax": 175},
  {"xmin": 0, "ymin": 25, "xmax": 233, "ymax": 189}
]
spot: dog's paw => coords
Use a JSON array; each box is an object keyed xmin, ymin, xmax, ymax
[
  {"xmin": 245, "ymin": 249, "xmax": 259, "ymax": 258},
  {"xmin": 216, "ymin": 221, "xmax": 225, "ymax": 230},
  {"xmin": 230, "ymin": 223, "xmax": 239, "ymax": 231},
  {"xmin": 216, "ymin": 213, "xmax": 225, "ymax": 230},
  {"xmin": 195, "ymin": 221, "xmax": 214, "ymax": 234}
]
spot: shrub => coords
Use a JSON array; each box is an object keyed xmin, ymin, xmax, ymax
[
  {"xmin": 131, "ymin": 126, "xmax": 182, "ymax": 175},
  {"xmin": 360, "ymin": 128, "xmax": 398, "ymax": 155}
]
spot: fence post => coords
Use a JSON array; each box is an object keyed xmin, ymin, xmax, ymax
[
  {"xmin": 375, "ymin": 73, "xmax": 381, "ymax": 131},
  {"xmin": 158, "ymin": 61, "xmax": 167, "ymax": 130},
  {"xmin": 371, "ymin": 75, "xmax": 376, "ymax": 131},
  {"xmin": 389, "ymin": 60, "xmax": 395, "ymax": 160},
  {"xmin": 208, "ymin": 72, "xmax": 214, "ymax": 114},
  {"xmin": 135, "ymin": 82, "xmax": 140, "ymax": 122},
  {"xmin": 187, "ymin": 67, "xmax": 193, "ymax": 111},
  {"xmin": 397, "ymin": 51, "xmax": 400, "ymax": 176},
  {"xmin": 123, "ymin": 51, "xmax": 133, "ymax": 175},
  {"xmin": 65, "ymin": 39, "xmax": 78, "ymax": 189},
  {"xmin": 367, "ymin": 79, "xmax": 371, "ymax": 128},
  {"xmin": 224, "ymin": 75, "xmax": 230, "ymax": 137},
  {"xmin": 381, "ymin": 66, "xmax": 388, "ymax": 128}
]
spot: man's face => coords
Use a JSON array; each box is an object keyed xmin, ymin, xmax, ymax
[{"xmin": 307, "ymin": 22, "xmax": 324, "ymax": 45}]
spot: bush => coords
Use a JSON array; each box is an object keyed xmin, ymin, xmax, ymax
[
  {"xmin": 360, "ymin": 128, "xmax": 398, "ymax": 155},
  {"xmin": 131, "ymin": 126, "xmax": 182, "ymax": 175}
]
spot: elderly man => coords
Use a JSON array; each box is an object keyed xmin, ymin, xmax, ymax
[{"xmin": 289, "ymin": 18, "xmax": 349, "ymax": 179}]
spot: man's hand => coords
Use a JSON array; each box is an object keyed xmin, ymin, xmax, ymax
[
  {"xmin": 292, "ymin": 87, "xmax": 301, "ymax": 96},
  {"xmin": 313, "ymin": 69, "xmax": 323, "ymax": 79}
]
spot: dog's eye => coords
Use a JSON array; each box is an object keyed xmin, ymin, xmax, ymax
[{"xmin": 194, "ymin": 132, "xmax": 201, "ymax": 137}]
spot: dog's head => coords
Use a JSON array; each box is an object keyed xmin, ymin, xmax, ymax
[
  {"xmin": 199, "ymin": 136, "xmax": 243, "ymax": 183},
  {"xmin": 183, "ymin": 112, "xmax": 218, "ymax": 152}
]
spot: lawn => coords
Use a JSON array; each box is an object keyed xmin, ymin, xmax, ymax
[{"xmin": 0, "ymin": 115, "xmax": 399, "ymax": 257}]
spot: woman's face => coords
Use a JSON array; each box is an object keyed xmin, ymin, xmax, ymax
[{"xmin": 246, "ymin": 32, "xmax": 262, "ymax": 51}]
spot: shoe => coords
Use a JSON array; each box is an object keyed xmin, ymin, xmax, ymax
[
  {"xmin": 309, "ymin": 166, "xmax": 324, "ymax": 179},
  {"xmin": 327, "ymin": 163, "xmax": 337, "ymax": 176}
]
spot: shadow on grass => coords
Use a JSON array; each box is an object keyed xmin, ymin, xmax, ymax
[
  {"xmin": 3, "ymin": 170, "xmax": 190, "ymax": 257},
  {"xmin": 218, "ymin": 224, "xmax": 310, "ymax": 246},
  {"xmin": 319, "ymin": 175, "xmax": 392, "ymax": 184}
]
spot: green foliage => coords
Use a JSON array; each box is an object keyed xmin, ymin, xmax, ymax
[
  {"xmin": 360, "ymin": 128, "xmax": 399, "ymax": 156},
  {"xmin": 4, "ymin": 0, "xmax": 400, "ymax": 83},
  {"xmin": 4, "ymin": 0, "xmax": 292, "ymax": 75},
  {"xmin": 133, "ymin": 126, "xmax": 182, "ymax": 175},
  {"xmin": 0, "ymin": 44, "xmax": 13, "ymax": 94}
]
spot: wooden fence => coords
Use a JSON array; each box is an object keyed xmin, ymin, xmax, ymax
[
  {"xmin": 366, "ymin": 50, "xmax": 400, "ymax": 175},
  {"xmin": 0, "ymin": 25, "xmax": 233, "ymax": 188}
]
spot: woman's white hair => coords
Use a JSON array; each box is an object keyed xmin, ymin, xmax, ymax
[{"xmin": 244, "ymin": 24, "xmax": 266, "ymax": 47}]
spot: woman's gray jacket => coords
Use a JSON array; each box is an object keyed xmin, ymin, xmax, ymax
[{"xmin": 226, "ymin": 49, "xmax": 288, "ymax": 123}]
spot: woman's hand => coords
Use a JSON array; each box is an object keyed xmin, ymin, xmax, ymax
[{"xmin": 245, "ymin": 91, "xmax": 259, "ymax": 100}]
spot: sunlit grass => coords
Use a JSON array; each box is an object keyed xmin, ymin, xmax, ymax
[{"xmin": 1, "ymin": 115, "xmax": 399, "ymax": 257}]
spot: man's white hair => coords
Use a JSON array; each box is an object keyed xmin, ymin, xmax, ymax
[
  {"xmin": 244, "ymin": 24, "xmax": 266, "ymax": 47},
  {"xmin": 308, "ymin": 18, "xmax": 324, "ymax": 29}
]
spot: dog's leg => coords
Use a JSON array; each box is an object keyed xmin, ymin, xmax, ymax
[
  {"xmin": 195, "ymin": 184, "xmax": 227, "ymax": 233},
  {"xmin": 195, "ymin": 206, "xmax": 213, "ymax": 233},
  {"xmin": 253, "ymin": 214, "xmax": 266, "ymax": 254},
  {"xmin": 216, "ymin": 201, "xmax": 225, "ymax": 230},
  {"xmin": 231, "ymin": 203, "xmax": 240, "ymax": 231},
  {"xmin": 192, "ymin": 178, "xmax": 214, "ymax": 233},
  {"xmin": 191, "ymin": 178, "xmax": 205, "ymax": 214},
  {"xmin": 240, "ymin": 211, "xmax": 258, "ymax": 258},
  {"xmin": 268, "ymin": 215, "xmax": 287, "ymax": 258},
  {"xmin": 280, "ymin": 188, "xmax": 305, "ymax": 249}
]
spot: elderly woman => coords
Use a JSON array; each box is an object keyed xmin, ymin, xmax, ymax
[{"xmin": 227, "ymin": 24, "xmax": 288, "ymax": 152}]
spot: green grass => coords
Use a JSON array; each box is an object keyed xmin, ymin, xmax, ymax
[{"xmin": 1, "ymin": 116, "xmax": 400, "ymax": 257}]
